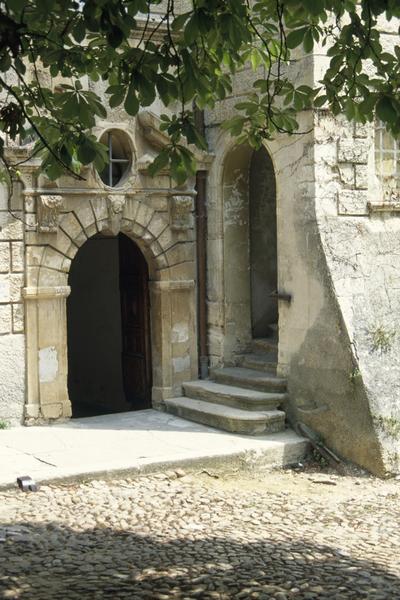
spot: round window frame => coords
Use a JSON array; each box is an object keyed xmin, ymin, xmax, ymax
[{"xmin": 97, "ymin": 129, "xmax": 133, "ymax": 189}]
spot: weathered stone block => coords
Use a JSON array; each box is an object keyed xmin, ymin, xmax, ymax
[
  {"xmin": 24, "ymin": 195, "xmax": 35, "ymax": 213},
  {"xmin": 355, "ymin": 164, "xmax": 369, "ymax": 189},
  {"xmin": 85, "ymin": 223, "xmax": 97, "ymax": 239},
  {"xmin": 59, "ymin": 212, "xmax": 83, "ymax": 242},
  {"xmin": 0, "ymin": 274, "xmax": 10, "ymax": 302},
  {"xmin": 11, "ymin": 242, "xmax": 24, "ymax": 272},
  {"xmin": 149, "ymin": 239, "xmax": 163, "ymax": 258},
  {"xmin": 165, "ymin": 242, "xmax": 194, "ymax": 267},
  {"xmin": 41, "ymin": 403, "xmax": 63, "ymax": 419},
  {"xmin": 338, "ymin": 139, "xmax": 369, "ymax": 164},
  {"xmin": 75, "ymin": 203, "xmax": 95, "ymax": 231},
  {"xmin": 338, "ymin": 164, "xmax": 355, "ymax": 186},
  {"xmin": 90, "ymin": 197, "xmax": 108, "ymax": 223},
  {"xmin": 136, "ymin": 202, "xmax": 153, "ymax": 228},
  {"xmin": 12, "ymin": 303, "xmax": 24, "ymax": 333},
  {"xmin": 26, "ymin": 245, "xmax": 44, "ymax": 268},
  {"xmin": 354, "ymin": 122, "xmax": 371, "ymax": 139},
  {"xmin": 157, "ymin": 227, "xmax": 174, "ymax": 253},
  {"xmin": 61, "ymin": 257, "xmax": 71, "ymax": 273},
  {"xmin": 0, "ymin": 333, "xmax": 25, "ymax": 424},
  {"xmin": 155, "ymin": 253, "xmax": 168, "ymax": 270},
  {"xmin": 10, "ymin": 274, "xmax": 24, "ymax": 302},
  {"xmin": 55, "ymin": 229, "xmax": 75, "ymax": 256},
  {"xmin": 0, "ymin": 304, "xmax": 12, "ymax": 334},
  {"xmin": 147, "ymin": 213, "xmax": 168, "ymax": 239},
  {"xmin": 42, "ymin": 248, "xmax": 65, "ymax": 272},
  {"xmin": 24, "ymin": 214, "xmax": 37, "ymax": 231},
  {"xmin": 0, "ymin": 184, "xmax": 9, "ymax": 211},
  {"xmin": 0, "ymin": 243, "xmax": 10, "ymax": 273},
  {"xmin": 122, "ymin": 198, "xmax": 139, "ymax": 221},
  {"xmin": 0, "ymin": 215, "xmax": 24, "ymax": 241},
  {"xmin": 24, "ymin": 403, "xmax": 40, "ymax": 419},
  {"xmin": 337, "ymin": 190, "xmax": 369, "ymax": 215},
  {"xmin": 38, "ymin": 267, "xmax": 66, "ymax": 287},
  {"xmin": 131, "ymin": 222, "xmax": 145, "ymax": 238}
]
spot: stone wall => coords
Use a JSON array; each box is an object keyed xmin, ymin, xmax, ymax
[
  {"xmin": 0, "ymin": 108, "xmax": 200, "ymax": 424},
  {"xmin": 309, "ymin": 111, "xmax": 400, "ymax": 475},
  {"xmin": 204, "ymin": 27, "xmax": 400, "ymax": 476},
  {"xmin": 0, "ymin": 184, "xmax": 25, "ymax": 425}
]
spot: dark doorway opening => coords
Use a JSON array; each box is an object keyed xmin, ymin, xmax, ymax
[
  {"xmin": 67, "ymin": 233, "xmax": 152, "ymax": 417},
  {"xmin": 249, "ymin": 147, "xmax": 278, "ymax": 339}
]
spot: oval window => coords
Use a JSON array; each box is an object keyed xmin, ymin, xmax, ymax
[{"xmin": 98, "ymin": 130, "xmax": 131, "ymax": 187}]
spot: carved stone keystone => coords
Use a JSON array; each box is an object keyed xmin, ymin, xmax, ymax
[
  {"xmin": 37, "ymin": 194, "xmax": 63, "ymax": 232},
  {"xmin": 107, "ymin": 194, "xmax": 126, "ymax": 235}
]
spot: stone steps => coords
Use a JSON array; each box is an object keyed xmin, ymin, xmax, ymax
[
  {"xmin": 240, "ymin": 353, "xmax": 277, "ymax": 373},
  {"xmin": 212, "ymin": 367, "xmax": 287, "ymax": 393},
  {"xmin": 164, "ymin": 341, "xmax": 296, "ymax": 441},
  {"xmin": 183, "ymin": 380, "xmax": 285, "ymax": 411},
  {"xmin": 164, "ymin": 397, "xmax": 286, "ymax": 435},
  {"xmin": 252, "ymin": 337, "xmax": 278, "ymax": 354}
]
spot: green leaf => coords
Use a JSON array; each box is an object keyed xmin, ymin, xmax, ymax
[
  {"xmin": 72, "ymin": 20, "xmax": 86, "ymax": 43},
  {"xmin": 286, "ymin": 28, "xmax": 309, "ymax": 50},
  {"xmin": 376, "ymin": 96, "xmax": 398, "ymax": 124},
  {"xmin": 172, "ymin": 12, "xmax": 191, "ymax": 32},
  {"xmin": 148, "ymin": 150, "xmax": 169, "ymax": 177},
  {"xmin": 124, "ymin": 88, "xmax": 139, "ymax": 116},
  {"xmin": 303, "ymin": 29, "xmax": 314, "ymax": 53},
  {"xmin": 138, "ymin": 75, "xmax": 156, "ymax": 106},
  {"xmin": 77, "ymin": 138, "xmax": 97, "ymax": 164},
  {"xmin": 109, "ymin": 92, "xmax": 124, "ymax": 108},
  {"xmin": 314, "ymin": 94, "xmax": 328, "ymax": 107}
]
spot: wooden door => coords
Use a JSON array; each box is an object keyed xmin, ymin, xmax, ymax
[{"xmin": 119, "ymin": 233, "xmax": 152, "ymax": 409}]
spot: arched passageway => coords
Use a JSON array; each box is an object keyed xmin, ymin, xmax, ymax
[
  {"xmin": 249, "ymin": 147, "xmax": 278, "ymax": 338},
  {"xmin": 67, "ymin": 233, "xmax": 152, "ymax": 417},
  {"xmin": 222, "ymin": 143, "xmax": 278, "ymax": 362}
]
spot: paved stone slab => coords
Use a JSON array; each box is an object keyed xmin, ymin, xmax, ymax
[{"xmin": 0, "ymin": 409, "xmax": 308, "ymax": 488}]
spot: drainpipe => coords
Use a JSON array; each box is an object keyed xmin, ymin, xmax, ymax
[
  {"xmin": 195, "ymin": 169, "xmax": 208, "ymax": 379},
  {"xmin": 194, "ymin": 107, "xmax": 208, "ymax": 379}
]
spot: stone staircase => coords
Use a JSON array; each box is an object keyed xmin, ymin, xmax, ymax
[{"xmin": 165, "ymin": 330, "xmax": 291, "ymax": 436}]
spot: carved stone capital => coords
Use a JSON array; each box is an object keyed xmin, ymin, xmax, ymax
[
  {"xmin": 168, "ymin": 194, "xmax": 194, "ymax": 231},
  {"xmin": 37, "ymin": 194, "xmax": 63, "ymax": 233},
  {"xmin": 107, "ymin": 194, "xmax": 126, "ymax": 235},
  {"xmin": 382, "ymin": 186, "xmax": 400, "ymax": 203}
]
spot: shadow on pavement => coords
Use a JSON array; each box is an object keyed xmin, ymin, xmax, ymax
[{"xmin": 0, "ymin": 520, "xmax": 398, "ymax": 599}]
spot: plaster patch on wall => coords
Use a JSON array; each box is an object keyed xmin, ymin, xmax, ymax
[
  {"xmin": 172, "ymin": 355, "xmax": 190, "ymax": 373},
  {"xmin": 171, "ymin": 322, "xmax": 189, "ymax": 343},
  {"xmin": 224, "ymin": 170, "xmax": 247, "ymax": 226},
  {"xmin": 39, "ymin": 346, "xmax": 58, "ymax": 383}
]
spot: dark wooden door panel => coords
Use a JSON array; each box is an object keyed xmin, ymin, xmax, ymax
[{"xmin": 119, "ymin": 234, "xmax": 151, "ymax": 409}]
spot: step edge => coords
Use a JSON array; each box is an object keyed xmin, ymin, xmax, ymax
[{"xmin": 165, "ymin": 397, "xmax": 286, "ymax": 421}]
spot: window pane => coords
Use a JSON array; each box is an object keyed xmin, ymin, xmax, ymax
[
  {"xmin": 98, "ymin": 130, "xmax": 131, "ymax": 187},
  {"xmin": 375, "ymin": 119, "xmax": 400, "ymax": 183}
]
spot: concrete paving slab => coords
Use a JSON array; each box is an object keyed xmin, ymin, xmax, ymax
[{"xmin": 0, "ymin": 409, "xmax": 308, "ymax": 489}]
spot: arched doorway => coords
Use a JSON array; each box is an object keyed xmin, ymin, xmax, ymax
[
  {"xmin": 67, "ymin": 232, "xmax": 152, "ymax": 417},
  {"xmin": 249, "ymin": 147, "xmax": 278, "ymax": 338},
  {"xmin": 221, "ymin": 143, "xmax": 278, "ymax": 364}
]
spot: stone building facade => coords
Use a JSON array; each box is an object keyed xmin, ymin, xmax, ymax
[{"xmin": 0, "ymin": 17, "xmax": 399, "ymax": 476}]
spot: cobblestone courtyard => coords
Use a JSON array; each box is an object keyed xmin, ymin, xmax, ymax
[{"xmin": 1, "ymin": 466, "xmax": 399, "ymax": 599}]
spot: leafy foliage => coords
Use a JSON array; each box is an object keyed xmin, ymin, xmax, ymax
[{"xmin": 0, "ymin": 0, "xmax": 399, "ymax": 183}]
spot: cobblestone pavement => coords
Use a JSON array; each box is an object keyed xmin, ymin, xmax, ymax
[{"xmin": 0, "ymin": 466, "xmax": 399, "ymax": 599}]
